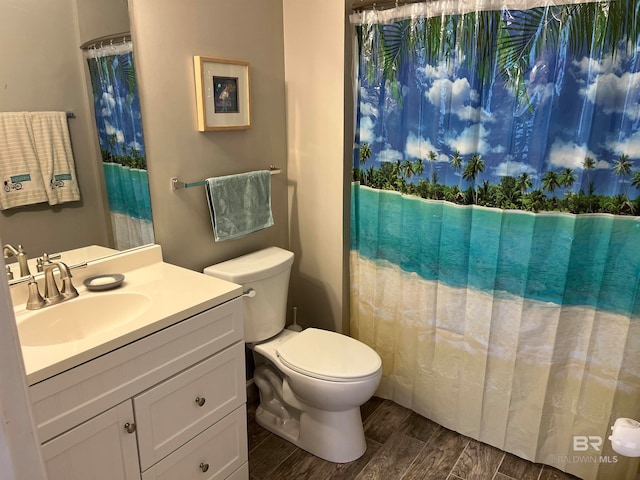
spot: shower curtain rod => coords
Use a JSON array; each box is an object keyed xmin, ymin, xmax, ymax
[{"xmin": 80, "ymin": 32, "xmax": 131, "ymax": 50}]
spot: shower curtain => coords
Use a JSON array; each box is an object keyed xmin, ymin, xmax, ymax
[
  {"xmin": 85, "ymin": 41, "xmax": 154, "ymax": 250},
  {"xmin": 350, "ymin": 1, "xmax": 640, "ymax": 479}
]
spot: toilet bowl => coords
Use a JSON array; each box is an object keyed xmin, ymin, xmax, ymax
[
  {"xmin": 251, "ymin": 328, "xmax": 381, "ymax": 463},
  {"xmin": 204, "ymin": 247, "xmax": 382, "ymax": 463}
]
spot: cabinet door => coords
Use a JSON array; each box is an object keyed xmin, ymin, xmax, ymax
[{"xmin": 42, "ymin": 401, "xmax": 140, "ymax": 480}]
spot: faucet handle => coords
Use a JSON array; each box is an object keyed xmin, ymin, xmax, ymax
[
  {"xmin": 6, "ymin": 265, "xmax": 13, "ymax": 281},
  {"xmin": 26, "ymin": 276, "xmax": 46, "ymax": 310},
  {"xmin": 37, "ymin": 253, "xmax": 61, "ymax": 272}
]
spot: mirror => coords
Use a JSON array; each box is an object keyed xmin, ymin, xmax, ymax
[{"xmin": 0, "ymin": 0, "xmax": 154, "ymax": 278}]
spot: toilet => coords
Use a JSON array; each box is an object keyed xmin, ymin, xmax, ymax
[{"xmin": 204, "ymin": 247, "xmax": 382, "ymax": 463}]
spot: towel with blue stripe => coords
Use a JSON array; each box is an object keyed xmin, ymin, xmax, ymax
[{"xmin": 205, "ymin": 170, "xmax": 274, "ymax": 241}]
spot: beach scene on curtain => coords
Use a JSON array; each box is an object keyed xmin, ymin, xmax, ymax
[
  {"xmin": 86, "ymin": 44, "xmax": 154, "ymax": 250},
  {"xmin": 350, "ymin": 2, "xmax": 640, "ymax": 479}
]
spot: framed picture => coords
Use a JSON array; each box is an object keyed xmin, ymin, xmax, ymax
[{"xmin": 193, "ymin": 56, "xmax": 251, "ymax": 131}]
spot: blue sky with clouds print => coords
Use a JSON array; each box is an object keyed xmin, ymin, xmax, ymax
[
  {"xmin": 87, "ymin": 51, "xmax": 146, "ymax": 167},
  {"xmin": 355, "ymin": 6, "xmax": 640, "ymax": 199}
]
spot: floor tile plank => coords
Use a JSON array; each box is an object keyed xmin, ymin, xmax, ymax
[
  {"xmin": 498, "ymin": 453, "xmax": 542, "ymax": 480},
  {"xmin": 248, "ymin": 433, "xmax": 297, "ymax": 479},
  {"xmin": 261, "ymin": 447, "xmax": 318, "ymax": 480},
  {"xmin": 403, "ymin": 427, "xmax": 469, "ymax": 480},
  {"xmin": 450, "ymin": 439, "xmax": 504, "ymax": 480},
  {"xmin": 401, "ymin": 412, "xmax": 440, "ymax": 443},
  {"xmin": 493, "ymin": 474, "xmax": 515, "ymax": 480},
  {"xmin": 354, "ymin": 431, "xmax": 425, "ymax": 480},
  {"xmin": 363, "ymin": 400, "xmax": 413, "ymax": 443},
  {"xmin": 360, "ymin": 396, "xmax": 385, "ymax": 422},
  {"xmin": 539, "ymin": 465, "xmax": 582, "ymax": 480},
  {"xmin": 323, "ymin": 438, "xmax": 383, "ymax": 480}
]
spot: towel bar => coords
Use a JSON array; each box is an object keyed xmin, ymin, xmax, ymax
[{"xmin": 170, "ymin": 166, "xmax": 281, "ymax": 191}]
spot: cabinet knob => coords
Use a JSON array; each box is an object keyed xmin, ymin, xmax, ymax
[
  {"xmin": 124, "ymin": 422, "xmax": 136, "ymax": 434},
  {"xmin": 199, "ymin": 462, "xmax": 209, "ymax": 473},
  {"xmin": 195, "ymin": 396, "xmax": 206, "ymax": 407}
]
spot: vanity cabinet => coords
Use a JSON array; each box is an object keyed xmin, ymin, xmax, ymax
[{"xmin": 31, "ymin": 297, "xmax": 248, "ymax": 480}]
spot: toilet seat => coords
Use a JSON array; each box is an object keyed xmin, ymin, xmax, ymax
[{"xmin": 276, "ymin": 328, "xmax": 381, "ymax": 382}]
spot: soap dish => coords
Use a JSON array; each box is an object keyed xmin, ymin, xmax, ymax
[{"xmin": 83, "ymin": 273, "xmax": 125, "ymax": 291}]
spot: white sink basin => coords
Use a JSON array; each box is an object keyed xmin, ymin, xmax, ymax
[{"xmin": 18, "ymin": 292, "xmax": 152, "ymax": 346}]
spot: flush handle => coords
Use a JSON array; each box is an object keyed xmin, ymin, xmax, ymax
[{"xmin": 242, "ymin": 288, "xmax": 256, "ymax": 298}]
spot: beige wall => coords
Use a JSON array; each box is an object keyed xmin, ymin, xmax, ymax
[
  {"xmin": 76, "ymin": 0, "xmax": 129, "ymax": 45},
  {"xmin": 1, "ymin": 0, "xmax": 349, "ymax": 331},
  {"xmin": 0, "ymin": 0, "xmax": 110, "ymax": 258},
  {"xmin": 130, "ymin": 0, "xmax": 349, "ymax": 331},
  {"xmin": 283, "ymin": 0, "xmax": 349, "ymax": 333},
  {"xmin": 129, "ymin": 0, "xmax": 289, "ymax": 273}
]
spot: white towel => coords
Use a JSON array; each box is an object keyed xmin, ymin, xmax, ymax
[
  {"xmin": 30, "ymin": 111, "xmax": 81, "ymax": 205},
  {"xmin": 0, "ymin": 112, "xmax": 49, "ymax": 210}
]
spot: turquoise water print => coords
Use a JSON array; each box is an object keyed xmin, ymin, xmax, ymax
[{"xmin": 352, "ymin": 184, "xmax": 640, "ymax": 317}]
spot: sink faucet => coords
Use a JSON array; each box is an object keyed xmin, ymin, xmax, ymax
[
  {"xmin": 42, "ymin": 262, "xmax": 66, "ymax": 305},
  {"xmin": 3, "ymin": 244, "xmax": 31, "ymax": 277},
  {"xmin": 24, "ymin": 256, "xmax": 79, "ymax": 310},
  {"xmin": 42, "ymin": 258, "xmax": 79, "ymax": 304}
]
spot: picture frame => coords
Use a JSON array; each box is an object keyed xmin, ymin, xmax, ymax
[{"xmin": 193, "ymin": 56, "xmax": 251, "ymax": 131}]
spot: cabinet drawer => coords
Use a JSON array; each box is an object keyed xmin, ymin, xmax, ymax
[
  {"xmin": 141, "ymin": 405, "xmax": 248, "ymax": 480},
  {"xmin": 31, "ymin": 298, "xmax": 242, "ymax": 443},
  {"xmin": 135, "ymin": 341, "xmax": 245, "ymax": 470}
]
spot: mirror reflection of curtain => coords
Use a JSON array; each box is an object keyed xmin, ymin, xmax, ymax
[
  {"xmin": 84, "ymin": 41, "xmax": 154, "ymax": 250},
  {"xmin": 350, "ymin": 2, "xmax": 640, "ymax": 479}
]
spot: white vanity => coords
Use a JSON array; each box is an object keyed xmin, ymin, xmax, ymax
[{"xmin": 12, "ymin": 245, "xmax": 248, "ymax": 480}]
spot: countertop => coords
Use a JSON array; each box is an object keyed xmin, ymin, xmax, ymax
[{"xmin": 12, "ymin": 245, "xmax": 242, "ymax": 385}]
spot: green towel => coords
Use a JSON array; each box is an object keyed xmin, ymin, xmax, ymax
[{"xmin": 205, "ymin": 171, "xmax": 274, "ymax": 241}]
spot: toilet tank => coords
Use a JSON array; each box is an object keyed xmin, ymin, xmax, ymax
[{"xmin": 203, "ymin": 247, "xmax": 294, "ymax": 343}]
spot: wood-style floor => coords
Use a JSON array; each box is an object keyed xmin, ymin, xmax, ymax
[{"xmin": 247, "ymin": 396, "xmax": 580, "ymax": 480}]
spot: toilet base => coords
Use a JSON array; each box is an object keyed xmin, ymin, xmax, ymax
[{"xmin": 254, "ymin": 402, "xmax": 367, "ymax": 463}]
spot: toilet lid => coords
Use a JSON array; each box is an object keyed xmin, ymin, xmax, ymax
[{"xmin": 276, "ymin": 328, "xmax": 381, "ymax": 382}]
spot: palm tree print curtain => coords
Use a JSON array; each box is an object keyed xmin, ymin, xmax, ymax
[
  {"xmin": 350, "ymin": 1, "xmax": 640, "ymax": 478},
  {"xmin": 85, "ymin": 41, "xmax": 154, "ymax": 250}
]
